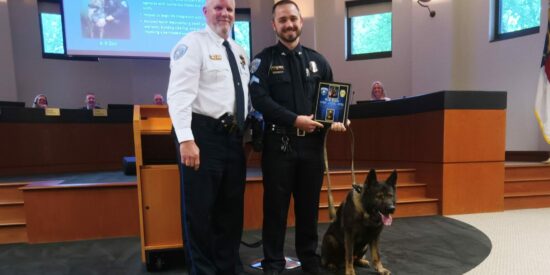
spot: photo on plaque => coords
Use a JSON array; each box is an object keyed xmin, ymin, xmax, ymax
[{"xmin": 314, "ymin": 81, "xmax": 351, "ymax": 124}]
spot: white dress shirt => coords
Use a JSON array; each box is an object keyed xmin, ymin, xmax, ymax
[{"xmin": 167, "ymin": 26, "xmax": 250, "ymax": 143}]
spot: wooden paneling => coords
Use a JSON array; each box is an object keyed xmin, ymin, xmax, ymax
[
  {"xmin": 22, "ymin": 183, "xmax": 139, "ymax": 243},
  {"xmin": 0, "ymin": 204, "xmax": 26, "ymax": 223},
  {"xmin": 331, "ymin": 107, "xmax": 506, "ymax": 215},
  {"xmin": 327, "ymin": 112, "xmax": 445, "ymax": 163},
  {"xmin": 441, "ymin": 162, "xmax": 504, "ymax": 215},
  {"xmin": 504, "ymin": 163, "xmax": 550, "ymax": 210},
  {"xmin": 243, "ymin": 179, "xmax": 264, "ymax": 230},
  {"xmin": 504, "ymin": 195, "xmax": 550, "ymax": 210},
  {"xmin": 505, "ymin": 165, "xmax": 550, "ymax": 180},
  {"xmin": 505, "ymin": 179, "xmax": 550, "ymax": 193},
  {"xmin": 443, "ymin": 110, "xmax": 506, "ymax": 162},
  {"xmin": 0, "ymin": 123, "xmax": 133, "ymax": 176},
  {"xmin": 0, "ymin": 183, "xmax": 27, "ymax": 202},
  {"xmin": 0, "ymin": 224, "xmax": 27, "ymax": 244},
  {"xmin": 140, "ymin": 166, "xmax": 182, "ymax": 248}
]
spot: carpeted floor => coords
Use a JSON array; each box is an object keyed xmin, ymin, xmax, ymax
[{"xmin": 0, "ymin": 215, "xmax": 490, "ymax": 275}]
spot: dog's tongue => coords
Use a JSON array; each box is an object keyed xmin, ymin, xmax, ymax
[{"xmin": 380, "ymin": 213, "xmax": 393, "ymax": 226}]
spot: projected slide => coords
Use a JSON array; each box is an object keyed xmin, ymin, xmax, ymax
[{"xmin": 63, "ymin": 0, "xmax": 205, "ymax": 58}]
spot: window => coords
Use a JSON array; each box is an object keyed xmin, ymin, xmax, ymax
[
  {"xmin": 494, "ymin": 0, "xmax": 541, "ymax": 41},
  {"xmin": 233, "ymin": 9, "xmax": 252, "ymax": 58},
  {"xmin": 346, "ymin": 0, "xmax": 392, "ymax": 61}
]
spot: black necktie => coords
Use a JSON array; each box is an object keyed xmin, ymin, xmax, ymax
[
  {"xmin": 222, "ymin": 40, "xmax": 245, "ymax": 130},
  {"xmin": 288, "ymin": 51, "xmax": 308, "ymax": 115}
]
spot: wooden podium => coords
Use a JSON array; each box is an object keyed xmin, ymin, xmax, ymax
[{"xmin": 133, "ymin": 105, "xmax": 182, "ymax": 270}]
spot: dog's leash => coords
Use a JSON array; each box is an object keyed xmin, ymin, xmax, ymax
[{"xmin": 323, "ymin": 124, "xmax": 360, "ymax": 221}]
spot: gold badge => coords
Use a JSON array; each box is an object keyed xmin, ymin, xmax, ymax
[
  {"xmin": 209, "ymin": 54, "xmax": 222, "ymax": 60},
  {"xmin": 340, "ymin": 89, "xmax": 347, "ymax": 98}
]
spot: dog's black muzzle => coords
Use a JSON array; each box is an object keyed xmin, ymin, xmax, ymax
[{"xmin": 384, "ymin": 205, "xmax": 396, "ymax": 215}]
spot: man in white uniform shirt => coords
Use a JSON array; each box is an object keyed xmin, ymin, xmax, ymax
[{"xmin": 166, "ymin": 0, "xmax": 249, "ymax": 274}]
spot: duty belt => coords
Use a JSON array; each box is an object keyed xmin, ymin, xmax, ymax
[
  {"xmin": 266, "ymin": 123, "xmax": 319, "ymax": 136},
  {"xmin": 192, "ymin": 112, "xmax": 241, "ymax": 134}
]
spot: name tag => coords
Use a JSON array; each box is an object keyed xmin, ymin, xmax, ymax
[
  {"xmin": 209, "ymin": 54, "xmax": 222, "ymax": 61},
  {"xmin": 45, "ymin": 108, "xmax": 60, "ymax": 116},
  {"xmin": 270, "ymin": 65, "xmax": 285, "ymax": 74},
  {"xmin": 93, "ymin": 109, "xmax": 108, "ymax": 117}
]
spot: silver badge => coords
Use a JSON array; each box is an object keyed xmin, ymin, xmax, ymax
[
  {"xmin": 309, "ymin": 61, "xmax": 318, "ymax": 73},
  {"xmin": 173, "ymin": 44, "xmax": 188, "ymax": 61},
  {"xmin": 250, "ymin": 58, "xmax": 261, "ymax": 74}
]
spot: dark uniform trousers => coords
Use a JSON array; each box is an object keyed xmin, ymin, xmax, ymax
[
  {"xmin": 261, "ymin": 129, "xmax": 325, "ymax": 271},
  {"xmin": 174, "ymin": 113, "xmax": 246, "ymax": 275}
]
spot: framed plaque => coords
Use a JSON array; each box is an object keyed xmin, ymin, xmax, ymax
[{"xmin": 314, "ymin": 81, "xmax": 351, "ymax": 124}]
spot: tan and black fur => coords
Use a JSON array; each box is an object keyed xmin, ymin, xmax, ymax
[{"xmin": 321, "ymin": 169, "xmax": 397, "ymax": 275}]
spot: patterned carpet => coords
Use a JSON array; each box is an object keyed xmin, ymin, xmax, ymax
[{"xmin": 0, "ymin": 215, "xmax": 491, "ymax": 275}]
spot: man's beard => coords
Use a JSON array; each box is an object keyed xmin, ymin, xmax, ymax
[{"xmin": 277, "ymin": 27, "xmax": 301, "ymax": 44}]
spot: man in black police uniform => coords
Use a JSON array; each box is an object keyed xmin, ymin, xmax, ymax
[{"xmin": 249, "ymin": 1, "xmax": 347, "ymax": 274}]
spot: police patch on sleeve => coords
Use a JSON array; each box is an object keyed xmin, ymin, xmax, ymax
[
  {"xmin": 250, "ymin": 75, "xmax": 260, "ymax": 85},
  {"xmin": 173, "ymin": 44, "xmax": 188, "ymax": 61},
  {"xmin": 250, "ymin": 58, "xmax": 261, "ymax": 74}
]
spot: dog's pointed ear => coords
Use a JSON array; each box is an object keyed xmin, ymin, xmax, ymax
[
  {"xmin": 366, "ymin": 168, "xmax": 377, "ymax": 188},
  {"xmin": 386, "ymin": 169, "xmax": 397, "ymax": 188}
]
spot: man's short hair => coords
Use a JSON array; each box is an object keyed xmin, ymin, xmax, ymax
[{"xmin": 272, "ymin": 0, "xmax": 300, "ymax": 15}]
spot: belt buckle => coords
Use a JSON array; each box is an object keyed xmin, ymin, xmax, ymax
[{"xmin": 297, "ymin": 129, "xmax": 306, "ymax": 136}]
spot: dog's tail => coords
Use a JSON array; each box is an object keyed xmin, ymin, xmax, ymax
[{"xmin": 323, "ymin": 130, "xmax": 337, "ymax": 221}]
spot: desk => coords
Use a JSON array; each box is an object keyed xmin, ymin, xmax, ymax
[{"xmin": 0, "ymin": 107, "xmax": 134, "ymax": 176}]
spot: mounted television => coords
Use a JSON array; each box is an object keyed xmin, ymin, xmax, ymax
[{"xmin": 61, "ymin": 0, "xmax": 205, "ymax": 58}]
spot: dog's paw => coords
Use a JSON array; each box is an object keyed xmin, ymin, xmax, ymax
[
  {"xmin": 344, "ymin": 269, "xmax": 356, "ymax": 275},
  {"xmin": 354, "ymin": 258, "xmax": 370, "ymax": 267},
  {"xmin": 376, "ymin": 267, "xmax": 391, "ymax": 275}
]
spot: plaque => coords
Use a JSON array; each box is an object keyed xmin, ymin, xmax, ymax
[
  {"xmin": 44, "ymin": 108, "xmax": 61, "ymax": 116},
  {"xmin": 314, "ymin": 81, "xmax": 351, "ymax": 124},
  {"xmin": 93, "ymin": 108, "xmax": 108, "ymax": 117}
]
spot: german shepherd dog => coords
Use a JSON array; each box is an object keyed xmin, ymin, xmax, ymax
[{"xmin": 321, "ymin": 169, "xmax": 397, "ymax": 275}]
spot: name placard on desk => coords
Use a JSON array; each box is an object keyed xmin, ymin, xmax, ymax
[
  {"xmin": 314, "ymin": 81, "xmax": 351, "ymax": 124},
  {"xmin": 93, "ymin": 109, "xmax": 108, "ymax": 117},
  {"xmin": 45, "ymin": 108, "xmax": 61, "ymax": 116}
]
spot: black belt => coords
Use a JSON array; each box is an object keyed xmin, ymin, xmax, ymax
[
  {"xmin": 266, "ymin": 123, "xmax": 320, "ymax": 136},
  {"xmin": 192, "ymin": 112, "xmax": 241, "ymax": 134}
]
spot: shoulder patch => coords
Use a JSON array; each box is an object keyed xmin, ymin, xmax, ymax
[
  {"xmin": 250, "ymin": 58, "xmax": 261, "ymax": 74},
  {"xmin": 173, "ymin": 44, "xmax": 188, "ymax": 61},
  {"xmin": 250, "ymin": 75, "xmax": 260, "ymax": 85}
]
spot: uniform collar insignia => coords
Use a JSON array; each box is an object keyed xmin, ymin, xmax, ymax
[{"xmin": 239, "ymin": 55, "xmax": 246, "ymax": 69}]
